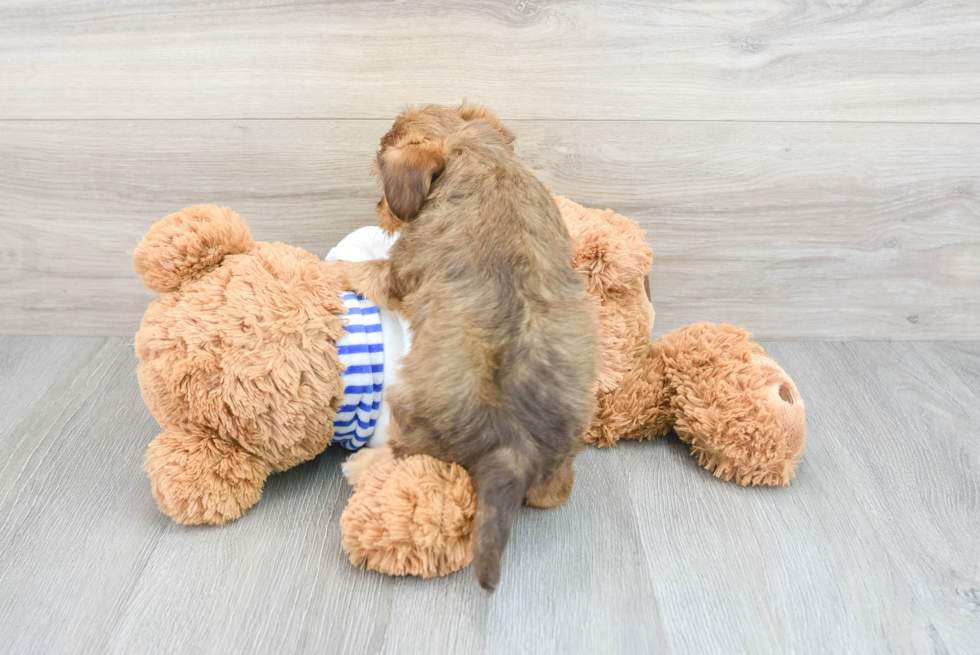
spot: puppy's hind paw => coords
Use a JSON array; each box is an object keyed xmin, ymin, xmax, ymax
[{"xmin": 343, "ymin": 445, "xmax": 394, "ymax": 487}]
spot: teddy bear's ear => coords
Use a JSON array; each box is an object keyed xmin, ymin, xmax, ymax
[{"xmin": 134, "ymin": 205, "xmax": 254, "ymax": 293}]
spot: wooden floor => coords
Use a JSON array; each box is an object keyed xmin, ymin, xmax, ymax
[
  {"xmin": 2, "ymin": 0, "xmax": 979, "ymax": 340},
  {"xmin": 0, "ymin": 337, "xmax": 977, "ymax": 654}
]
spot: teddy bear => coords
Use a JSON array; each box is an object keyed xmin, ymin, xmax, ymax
[
  {"xmin": 133, "ymin": 205, "xmax": 350, "ymax": 524},
  {"xmin": 132, "ymin": 198, "xmax": 806, "ymax": 566}
]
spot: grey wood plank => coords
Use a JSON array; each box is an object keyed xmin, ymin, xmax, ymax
[
  {"xmin": 614, "ymin": 341, "xmax": 980, "ymax": 654},
  {"xmin": 101, "ymin": 450, "xmax": 396, "ymax": 655},
  {"xmin": 102, "ymin": 449, "xmax": 669, "ymax": 655},
  {"xmin": 0, "ymin": 337, "xmax": 167, "ymax": 655},
  {"xmin": 1, "ymin": 1, "xmax": 978, "ymax": 122},
  {"xmin": 777, "ymin": 341, "xmax": 980, "ymax": 653},
  {"xmin": 911, "ymin": 341, "xmax": 980, "ymax": 403},
  {"xmin": 527, "ymin": 123, "xmax": 980, "ymax": 341},
  {"xmin": 0, "ymin": 336, "xmax": 96, "ymax": 431},
  {"xmin": 0, "ymin": 119, "xmax": 382, "ymax": 337},
  {"xmin": 378, "ymin": 446, "xmax": 670, "ymax": 655},
  {"xmin": 1, "ymin": 119, "xmax": 978, "ymax": 339},
  {"xmin": 1, "ymin": 338, "xmax": 979, "ymax": 653}
]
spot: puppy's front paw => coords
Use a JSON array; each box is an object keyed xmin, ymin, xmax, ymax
[
  {"xmin": 343, "ymin": 445, "xmax": 394, "ymax": 487},
  {"xmin": 321, "ymin": 260, "xmax": 352, "ymax": 289}
]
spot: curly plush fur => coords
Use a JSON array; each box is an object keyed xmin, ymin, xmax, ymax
[
  {"xmin": 341, "ymin": 455, "xmax": 476, "ymax": 578},
  {"xmin": 135, "ymin": 206, "xmax": 348, "ymax": 524},
  {"xmin": 340, "ymin": 198, "xmax": 806, "ymax": 577},
  {"xmin": 133, "ymin": 198, "xmax": 805, "ymax": 570}
]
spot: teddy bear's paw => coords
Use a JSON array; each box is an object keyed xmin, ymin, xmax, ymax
[
  {"xmin": 340, "ymin": 454, "xmax": 476, "ymax": 578},
  {"xmin": 688, "ymin": 443, "xmax": 798, "ymax": 487},
  {"xmin": 145, "ymin": 428, "xmax": 270, "ymax": 524}
]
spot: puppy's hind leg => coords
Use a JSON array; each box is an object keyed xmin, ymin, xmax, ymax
[
  {"xmin": 342, "ymin": 444, "xmax": 394, "ymax": 487},
  {"xmin": 525, "ymin": 460, "xmax": 576, "ymax": 509}
]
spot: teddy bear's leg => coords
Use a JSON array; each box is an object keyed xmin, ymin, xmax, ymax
[
  {"xmin": 341, "ymin": 454, "xmax": 476, "ymax": 578},
  {"xmin": 586, "ymin": 339, "xmax": 676, "ymax": 447},
  {"xmin": 658, "ymin": 323, "xmax": 806, "ymax": 486},
  {"xmin": 145, "ymin": 428, "xmax": 271, "ymax": 524}
]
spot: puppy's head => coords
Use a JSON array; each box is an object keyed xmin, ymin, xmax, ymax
[{"xmin": 373, "ymin": 102, "xmax": 515, "ymax": 233}]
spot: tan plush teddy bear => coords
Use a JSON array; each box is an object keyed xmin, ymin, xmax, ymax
[{"xmin": 133, "ymin": 198, "xmax": 805, "ymax": 568}]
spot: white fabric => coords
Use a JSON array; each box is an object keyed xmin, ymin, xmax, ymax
[{"xmin": 326, "ymin": 227, "xmax": 411, "ymax": 448}]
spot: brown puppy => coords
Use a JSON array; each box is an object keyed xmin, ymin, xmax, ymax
[{"xmin": 331, "ymin": 104, "xmax": 598, "ymax": 591}]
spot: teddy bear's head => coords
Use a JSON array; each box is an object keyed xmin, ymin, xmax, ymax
[{"xmin": 134, "ymin": 206, "xmax": 349, "ymax": 523}]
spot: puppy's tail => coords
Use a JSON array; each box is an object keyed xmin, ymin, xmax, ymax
[{"xmin": 470, "ymin": 447, "xmax": 530, "ymax": 593}]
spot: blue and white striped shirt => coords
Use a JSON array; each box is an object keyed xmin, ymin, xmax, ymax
[{"xmin": 332, "ymin": 292, "xmax": 384, "ymax": 450}]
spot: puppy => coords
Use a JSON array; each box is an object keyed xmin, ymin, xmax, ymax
[{"xmin": 331, "ymin": 103, "xmax": 598, "ymax": 591}]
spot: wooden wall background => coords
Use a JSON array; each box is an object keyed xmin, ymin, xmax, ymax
[{"xmin": 1, "ymin": 0, "xmax": 978, "ymax": 339}]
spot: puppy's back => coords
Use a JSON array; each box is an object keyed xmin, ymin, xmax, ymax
[{"xmin": 389, "ymin": 121, "xmax": 598, "ymax": 591}]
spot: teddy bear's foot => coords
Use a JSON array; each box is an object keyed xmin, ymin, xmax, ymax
[
  {"xmin": 145, "ymin": 428, "xmax": 271, "ymax": 524},
  {"xmin": 341, "ymin": 454, "xmax": 476, "ymax": 578},
  {"xmin": 659, "ymin": 323, "xmax": 806, "ymax": 487}
]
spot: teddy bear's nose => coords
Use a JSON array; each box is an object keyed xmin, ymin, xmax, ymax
[{"xmin": 778, "ymin": 385, "xmax": 794, "ymax": 404}]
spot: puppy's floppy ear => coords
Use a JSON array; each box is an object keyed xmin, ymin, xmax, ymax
[{"xmin": 378, "ymin": 140, "xmax": 445, "ymax": 222}]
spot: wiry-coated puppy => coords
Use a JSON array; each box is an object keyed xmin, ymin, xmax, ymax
[{"xmin": 331, "ymin": 103, "xmax": 598, "ymax": 592}]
